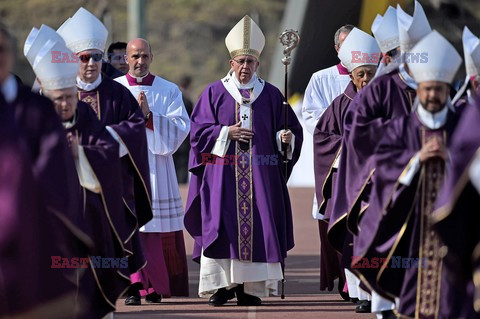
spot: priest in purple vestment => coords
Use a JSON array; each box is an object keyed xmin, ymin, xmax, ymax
[
  {"xmin": 432, "ymin": 96, "xmax": 480, "ymax": 318},
  {"xmin": 57, "ymin": 7, "xmax": 153, "ymax": 278},
  {"xmin": 302, "ymin": 24, "xmax": 353, "ymax": 300},
  {"xmin": 0, "ymin": 23, "xmax": 92, "ymax": 318},
  {"xmin": 23, "ymin": 25, "xmax": 133, "ymax": 318},
  {"xmin": 185, "ymin": 15, "xmax": 302, "ymax": 307},
  {"xmin": 353, "ymin": 31, "xmax": 462, "ymax": 318},
  {"xmin": 328, "ymin": 0, "xmax": 431, "ymax": 248},
  {"xmin": 313, "ymin": 27, "xmax": 379, "ymax": 311}
]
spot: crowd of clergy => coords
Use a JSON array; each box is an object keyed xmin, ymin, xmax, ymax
[{"xmin": 1, "ymin": 2, "xmax": 480, "ymax": 319}]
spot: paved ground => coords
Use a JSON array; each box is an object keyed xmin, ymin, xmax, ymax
[{"xmin": 114, "ymin": 187, "xmax": 376, "ymax": 318}]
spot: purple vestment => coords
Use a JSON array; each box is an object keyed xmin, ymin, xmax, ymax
[
  {"xmin": 313, "ymin": 81, "xmax": 357, "ymax": 290},
  {"xmin": 78, "ymin": 75, "xmax": 152, "ymax": 274},
  {"xmin": 328, "ymin": 69, "xmax": 416, "ymax": 251},
  {"xmin": 65, "ymin": 102, "xmax": 130, "ymax": 318},
  {"xmin": 0, "ymin": 82, "xmax": 92, "ymax": 317},
  {"xmin": 433, "ymin": 98, "xmax": 480, "ymax": 318},
  {"xmin": 352, "ymin": 110, "xmax": 459, "ymax": 318},
  {"xmin": 184, "ymin": 80, "xmax": 302, "ymax": 264}
]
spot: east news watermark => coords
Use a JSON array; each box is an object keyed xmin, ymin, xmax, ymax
[
  {"xmin": 201, "ymin": 153, "xmax": 279, "ymax": 166},
  {"xmin": 51, "ymin": 256, "xmax": 128, "ymax": 269},
  {"xmin": 351, "ymin": 256, "xmax": 429, "ymax": 269},
  {"xmin": 350, "ymin": 51, "xmax": 429, "ymax": 64}
]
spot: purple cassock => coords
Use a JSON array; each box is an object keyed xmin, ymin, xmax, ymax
[
  {"xmin": 0, "ymin": 81, "xmax": 92, "ymax": 317},
  {"xmin": 64, "ymin": 102, "xmax": 130, "ymax": 318},
  {"xmin": 352, "ymin": 109, "xmax": 459, "ymax": 318},
  {"xmin": 184, "ymin": 80, "xmax": 302, "ymax": 265},
  {"xmin": 433, "ymin": 98, "xmax": 480, "ymax": 318},
  {"xmin": 313, "ymin": 81, "xmax": 357, "ymax": 291},
  {"xmin": 328, "ymin": 68, "xmax": 416, "ymax": 252},
  {"xmin": 78, "ymin": 75, "xmax": 152, "ymax": 273}
]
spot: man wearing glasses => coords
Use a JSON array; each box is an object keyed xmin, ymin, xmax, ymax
[
  {"xmin": 58, "ymin": 7, "xmax": 153, "ymax": 290},
  {"xmin": 185, "ymin": 15, "xmax": 303, "ymax": 307}
]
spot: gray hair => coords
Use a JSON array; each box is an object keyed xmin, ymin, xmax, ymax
[{"xmin": 334, "ymin": 24, "xmax": 355, "ymax": 47}]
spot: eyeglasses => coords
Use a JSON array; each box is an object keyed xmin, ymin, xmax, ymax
[
  {"xmin": 232, "ymin": 58, "xmax": 257, "ymax": 66},
  {"xmin": 78, "ymin": 53, "xmax": 103, "ymax": 63}
]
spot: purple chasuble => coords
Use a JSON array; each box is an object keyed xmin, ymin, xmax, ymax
[
  {"xmin": 65, "ymin": 102, "xmax": 130, "ymax": 318},
  {"xmin": 78, "ymin": 75, "xmax": 152, "ymax": 228},
  {"xmin": 313, "ymin": 81, "xmax": 357, "ymax": 291},
  {"xmin": 352, "ymin": 110, "xmax": 459, "ymax": 318},
  {"xmin": 78, "ymin": 75, "xmax": 152, "ymax": 274},
  {"xmin": 433, "ymin": 98, "xmax": 480, "ymax": 318},
  {"xmin": 0, "ymin": 83, "xmax": 92, "ymax": 316},
  {"xmin": 314, "ymin": 81, "xmax": 356, "ymax": 219},
  {"xmin": 328, "ymin": 69, "xmax": 416, "ymax": 251},
  {"xmin": 185, "ymin": 79, "xmax": 303, "ymax": 264}
]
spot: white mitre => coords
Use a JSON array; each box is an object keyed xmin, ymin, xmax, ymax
[
  {"xmin": 462, "ymin": 26, "xmax": 480, "ymax": 78},
  {"xmin": 225, "ymin": 15, "xmax": 265, "ymax": 59},
  {"xmin": 338, "ymin": 27, "xmax": 380, "ymax": 72},
  {"xmin": 371, "ymin": 6, "xmax": 399, "ymax": 53},
  {"xmin": 407, "ymin": 30, "xmax": 462, "ymax": 84},
  {"xmin": 24, "ymin": 25, "xmax": 79, "ymax": 90},
  {"xmin": 57, "ymin": 7, "xmax": 108, "ymax": 53},
  {"xmin": 397, "ymin": 0, "xmax": 431, "ymax": 53}
]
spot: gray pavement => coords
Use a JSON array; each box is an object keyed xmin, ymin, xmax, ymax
[{"xmin": 114, "ymin": 187, "xmax": 376, "ymax": 318}]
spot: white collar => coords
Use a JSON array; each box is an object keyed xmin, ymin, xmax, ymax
[
  {"xmin": 222, "ymin": 71, "xmax": 264, "ymax": 105},
  {"xmin": 134, "ymin": 72, "xmax": 149, "ymax": 83},
  {"xmin": 76, "ymin": 74, "xmax": 102, "ymax": 91},
  {"xmin": 62, "ymin": 110, "xmax": 77, "ymax": 129},
  {"xmin": 230, "ymin": 71, "xmax": 257, "ymax": 89},
  {"xmin": 416, "ymin": 102, "xmax": 448, "ymax": 129},
  {"xmin": 1, "ymin": 74, "xmax": 17, "ymax": 103},
  {"xmin": 399, "ymin": 63, "xmax": 417, "ymax": 89}
]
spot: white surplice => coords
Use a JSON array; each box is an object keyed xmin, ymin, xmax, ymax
[{"xmin": 115, "ymin": 74, "xmax": 190, "ymax": 232}]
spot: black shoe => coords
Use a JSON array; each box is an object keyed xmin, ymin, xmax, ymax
[
  {"xmin": 381, "ymin": 310, "xmax": 398, "ymax": 319},
  {"xmin": 355, "ymin": 300, "xmax": 371, "ymax": 313},
  {"xmin": 350, "ymin": 297, "xmax": 359, "ymax": 304},
  {"xmin": 145, "ymin": 292, "xmax": 162, "ymax": 303},
  {"xmin": 208, "ymin": 287, "xmax": 236, "ymax": 307},
  {"xmin": 125, "ymin": 295, "xmax": 141, "ymax": 306},
  {"xmin": 236, "ymin": 284, "xmax": 262, "ymax": 306}
]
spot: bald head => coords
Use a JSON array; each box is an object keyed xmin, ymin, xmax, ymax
[{"xmin": 126, "ymin": 38, "xmax": 153, "ymax": 77}]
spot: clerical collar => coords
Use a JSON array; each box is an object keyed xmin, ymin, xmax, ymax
[
  {"xmin": 1, "ymin": 74, "xmax": 17, "ymax": 103},
  {"xmin": 416, "ymin": 101, "xmax": 448, "ymax": 130},
  {"xmin": 125, "ymin": 72, "xmax": 155, "ymax": 86},
  {"xmin": 398, "ymin": 63, "xmax": 417, "ymax": 90},
  {"xmin": 230, "ymin": 71, "xmax": 257, "ymax": 89},
  {"xmin": 62, "ymin": 110, "xmax": 77, "ymax": 129},
  {"xmin": 76, "ymin": 74, "xmax": 102, "ymax": 91}
]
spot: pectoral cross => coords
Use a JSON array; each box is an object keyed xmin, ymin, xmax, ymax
[{"xmin": 242, "ymin": 114, "xmax": 248, "ymax": 121}]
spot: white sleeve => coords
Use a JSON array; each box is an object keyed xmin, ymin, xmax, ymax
[
  {"xmin": 75, "ymin": 146, "xmax": 101, "ymax": 193},
  {"xmin": 276, "ymin": 130, "xmax": 295, "ymax": 160},
  {"xmin": 211, "ymin": 126, "xmax": 231, "ymax": 157},
  {"xmin": 105, "ymin": 126, "xmax": 128, "ymax": 158},
  {"xmin": 149, "ymin": 89, "xmax": 190, "ymax": 156},
  {"xmin": 302, "ymin": 74, "xmax": 328, "ymax": 135},
  {"xmin": 398, "ymin": 153, "xmax": 421, "ymax": 186}
]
